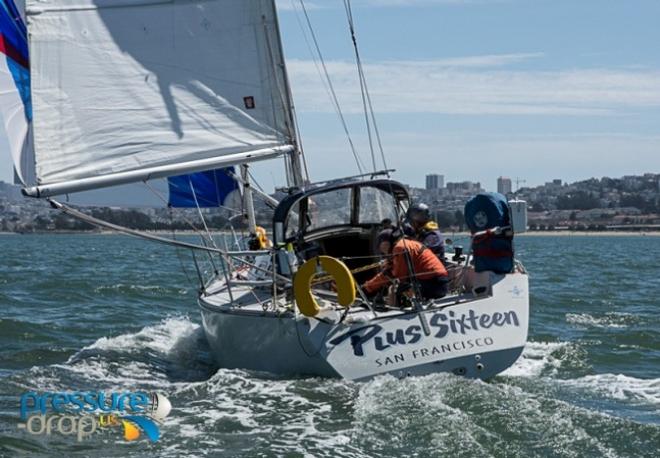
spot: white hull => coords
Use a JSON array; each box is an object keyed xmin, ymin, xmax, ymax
[{"xmin": 199, "ymin": 272, "xmax": 529, "ymax": 381}]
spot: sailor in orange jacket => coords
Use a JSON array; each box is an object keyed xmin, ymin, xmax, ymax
[{"xmin": 362, "ymin": 229, "xmax": 449, "ymax": 301}]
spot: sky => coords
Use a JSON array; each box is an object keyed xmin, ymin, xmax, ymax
[
  {"xmin": 271, "ymin": 0, "xmax": 660, "ymax": 190},
  {"xmin": 2, "ymin": 0, "xmax": 660, "ymax": 198}
]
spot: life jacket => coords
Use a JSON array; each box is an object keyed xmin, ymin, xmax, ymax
[
  {"xmin": 364, "ymin": 238, "xmax": 447, "ymax": 294},
  {"xmin": 417, "ymin": 221, "xmax": 445, "ymax": 261}
]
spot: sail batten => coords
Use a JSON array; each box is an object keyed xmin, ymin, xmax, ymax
[{"xmin": 15, "ymin": 0, "xmax": 293, "ymax": 194}]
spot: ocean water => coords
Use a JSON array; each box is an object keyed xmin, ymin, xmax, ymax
[{"xmin": 0, "ymin": 234, "xmax": 658, "ymax": 457}]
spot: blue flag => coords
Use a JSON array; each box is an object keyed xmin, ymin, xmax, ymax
[{"xmin": 167, "ymin": 168, "xmax": 238, "ymax": 208}]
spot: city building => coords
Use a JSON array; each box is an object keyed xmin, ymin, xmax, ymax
[
  {"xmin": 446, "ymin": 181, "xmax": 482, "ymax": 195},
  {"xmin": 497, "ymin": 177, "xmax": 512, "ymax": 195},
  {"xmin": 425, "ymin": 174, "xmax": 444, "ymax": 190},
  {"xmin": 0, "ymin": 181, "xmax": 22, "ymax": 202}
]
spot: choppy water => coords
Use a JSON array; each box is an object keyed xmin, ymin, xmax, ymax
[{"xmin": 0, "ymin": 234, "xmax": 658, "ymax": 457}]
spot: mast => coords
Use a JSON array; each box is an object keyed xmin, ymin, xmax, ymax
[
  {"xmin": 271, "ymin": 0, "xmax": 306, "ymax": 188},
  {"xmin": 240, "ymin": 164, "xmax": 257, "ymax": 233}
]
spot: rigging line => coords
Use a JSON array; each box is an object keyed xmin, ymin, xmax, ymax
[
  {"xmin": 342, "ymin": 0, "xmax": 389, "ymax": 173},
  {"xmin": 262, "ymin": 16, "xmax": 295, "ymax": 147},
  {"xmin": 339, "ymin": 253, "xmax": 392, "ymax": 260},
  {"xmin": 271, "ymin": 3, "xmax": 311, "ymax": 184},
  {"xmin": 142, "ymin": 182, "xmax": 221, "ymax": 275},
  {"xmin": 262, "ymin": 12, "xmax": 309, "ymax": 185},
  {"xmin": 342, "ymin": 0, "xmax": 376, "ymax": 172},
  {"xmin": 212, "ymin": 169, "xmax": 221, "ymax": 211},
  {"xmin": 291, "ymin": 0, "xmax": 341, "ymax": 119},
  {"xmin": 297, "ymin": 0, "xmax": 366, "ymax": 174},
  {"xmin": 142, "ymin": 179, "xmax": 225, "ymax": 274},
  {"xmin": 293, "ymin": 113, "xmax": 311, "ymax": 183},
  {"xmin": 311, "ymin": 262, "xmax": 380, "ymax": 285},
  {"xmin": 187, "ymin": 175, "xmax": 223, "ymax": 275},
  {"xmin": 291, "ymin": 0, "xmax": 352, "ymax": 166},
  {"xmin": 169, "ymin": 206, "xmax": 197, "ymax": 290},
  {"xmin": 190, "ymin": 250, "xmax": 206, "ymax": 291},
  {"xmin": 362, "ymin": 67, "xmax": 389, "ymax": 172},
  {"xmin": 49, "ymin": 198, "xmax": 294, "ymax": 284},
  {"xmin": 142, "ymin": 180, "xmax": 215, "ymax": 246},
  {"xmin": 149, "ymin": 180, "xmax": 201, "ymax": 289},
  {"xmin": 382, "ymin": 179, "xmax": 431, "ymax": 332},
  {"xmin": 187, "ymin": 175, "xmax": 219, "ymax": 250},
  {"xmin": 247, "ymin": 169, "xmax": 265, "ymax": 193},
  {"xmin": 358, "ymin": 64, "xmax": 376, "ymax": 172},
  {"xmin": 228, "ymin": 169, "xmax": 279, "ymax": 209}
]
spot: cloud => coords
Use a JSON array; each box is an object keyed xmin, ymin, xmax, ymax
[
  {"xmin": 286, "ymin": 57, "xmax": 660, "ymax": 115},
  {"xmin": 388, "ymin": 52, "xmax": 544, "ymax": 68}
]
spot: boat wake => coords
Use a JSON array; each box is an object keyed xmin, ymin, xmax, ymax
[
  {"xmin": 559, "ymin": 373, "xmax": 660, "ymax": 405},
  {"xmin": 3, "ymin": 319, "xmax": 659, "ymax": 457},
  {"xmin": 565, "ymin": 312, "xmax": 638, "ymax": 329}
]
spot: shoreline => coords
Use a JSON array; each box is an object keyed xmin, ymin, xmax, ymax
[{"xmin": 518, "ymin": 230, "xmax": 660, "ymax": 237}]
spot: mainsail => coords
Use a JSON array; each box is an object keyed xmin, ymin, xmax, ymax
[{"xmin": 13, "ymin": 0, "xmax": 297, "ymax": 197}]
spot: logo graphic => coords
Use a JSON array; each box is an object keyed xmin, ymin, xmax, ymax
[
  {"xmin": 508, "ymin": 286, "xmax": 524, "ymax": 297},
  {"xmin": 330, "ymin": 308, "xmax": 520, "ymax": 356},
  {"xmin": 17, "ymin": 391, "xmax": 171, "ymax": 442},
  {"xmin": 115, "ymin": 393, "xmax": 171, "ymax": 442}
]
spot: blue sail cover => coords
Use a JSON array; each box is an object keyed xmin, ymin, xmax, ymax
[
  {"xmin": 168, "ymin": 168, "xmax": 239, "ymax": 208},
  {"xmin": 464, "ymin": 193, "xmax": 514, "ymax": 274}
]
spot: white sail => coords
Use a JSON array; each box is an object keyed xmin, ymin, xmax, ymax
[{"xmin": 21, "ymin": 0, "xmax": 295, "ymax": 197}]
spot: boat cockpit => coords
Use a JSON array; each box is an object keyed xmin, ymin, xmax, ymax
[{"xmin": 272, "ymin": 179, "xmax": 410, "ymax": 283}]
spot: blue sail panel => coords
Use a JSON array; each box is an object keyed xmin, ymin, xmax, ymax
[
  {"xmin": 168, "ymin": 168, "xmax": 239, "ymax": 208},
  {"xmin": 0, "ymin": 0, "xmax": 33, "ymax": 185}
]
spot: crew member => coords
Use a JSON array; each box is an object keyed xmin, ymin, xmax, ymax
[
  {"xmin": 406, "ymin": 203, "xmax": 446, "ymax": 263},
  {"xmin": 247, "ymin": 226, "xmax": 272, "ymax": 250},
  {"xmin": 362, "ymin": 229, "xmax": 448, "ymax": 302},
  {"xmin": 380, "ymin": 218, "xmax": 393, "ymax": 230}
]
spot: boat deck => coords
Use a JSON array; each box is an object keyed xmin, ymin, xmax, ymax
[{"xmin": 199, "ymin": 270, "xmax": 489, "ymax": 324}]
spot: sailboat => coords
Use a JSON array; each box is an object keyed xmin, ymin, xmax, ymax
[{"xmin": 2, "ymin": 0, "xmax": 529, "ymax": 381}]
